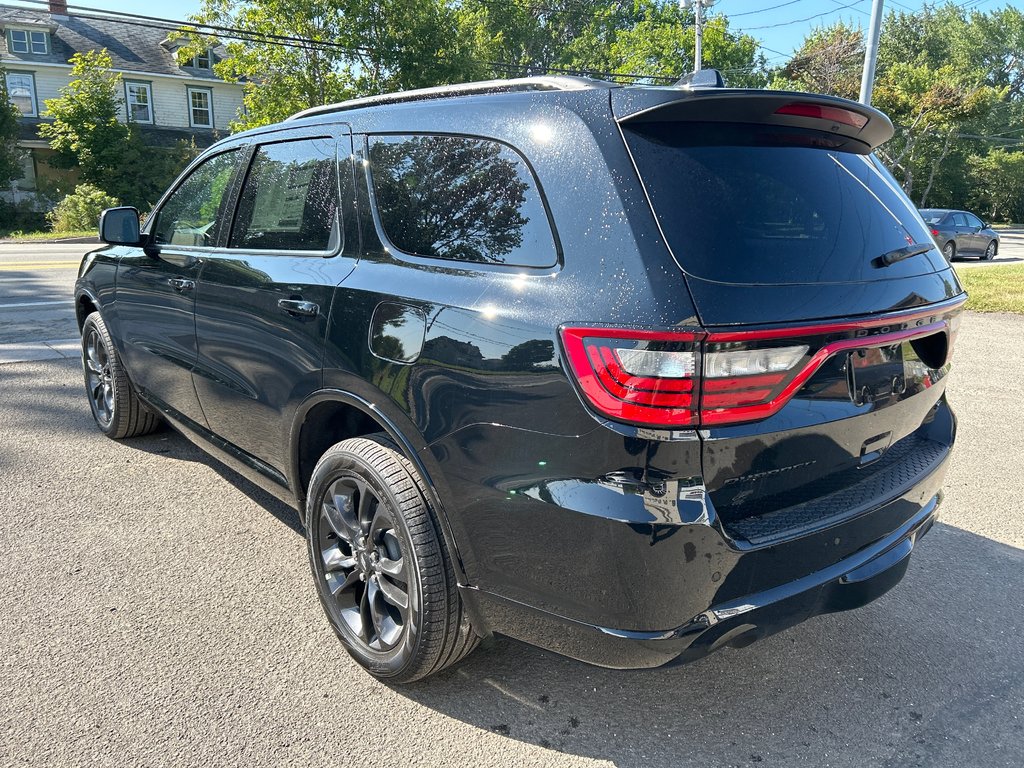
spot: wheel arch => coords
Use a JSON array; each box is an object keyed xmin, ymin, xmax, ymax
[
  {"xmin": 75, "ymin": 288, "xmax": 101, "ymax": 331},
  {"xmin": 288, "ymin": 388, "xmax": 469, "ymax": 583}
]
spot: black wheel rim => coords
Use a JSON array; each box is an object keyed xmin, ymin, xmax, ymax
[
  {"xmin": 83, "ymin": 327, "xmax": 114, "ymax": 428},
  {"xmin": 317, "ymin": 475, "xmax": 411, "ymax": 651}
]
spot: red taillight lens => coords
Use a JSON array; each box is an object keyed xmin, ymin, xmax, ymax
[
  {"xmin": 775, "ymin": 102, "xmax": 869, "ymax": 129},
  {"xmin": 560, "ymin": 327, "xmax": 702, "ymax": 427},
  {"xmin": 560, "ymin": 300, "xmax": 965, "ymax": 428},
  {"xmin": 931, "ymin": 229, "xmax": 940, "ymax": 236},
  {"xmin": 700, "ymin": 343, "xmax": 809, "ymax": 422}
]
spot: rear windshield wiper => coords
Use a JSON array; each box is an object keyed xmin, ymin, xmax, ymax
[{"xmin": 877, "ymin": 243, "xmax": 933, "ymax": 267}]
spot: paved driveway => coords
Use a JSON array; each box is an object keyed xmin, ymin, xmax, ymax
[{"xmin": 1, "ymin": 246, "xmax": 1022, "ymax": 767}]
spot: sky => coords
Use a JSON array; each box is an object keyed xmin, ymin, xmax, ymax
[{"xmin": 7, "ymin": 0, "xmax": 1024, "ymax": 64}]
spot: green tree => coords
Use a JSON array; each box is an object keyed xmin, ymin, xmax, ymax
[
  {"xmin": 39, "ymin": 49, "xmax": 195, "ymax": 210},
  {"xmin": 968, "ymin": 148, "xmax": 1024, "ymax": 222},
  {"xmin": 175, "ymin": 0, "xmax": 486, "ymax": 131},
  {"xmin": 39, "ymin": 50, "xmax": 128, "ymax": 187}
]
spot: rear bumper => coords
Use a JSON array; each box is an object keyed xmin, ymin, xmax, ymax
[{"xmin": 462, "ymin": 489, "xmax": 941, "ymax": 669}]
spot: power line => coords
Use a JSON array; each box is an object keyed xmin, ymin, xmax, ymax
[
  {"xmin": 733, "ymin": 0, "xmax": 867, "ymax": 32},
  {"xmin": 724, "ymin": 0, "xmax": 810, "ymax": 18},
  {"xmin": 2, "ymin": 0, "xmax": 374, "ymax": 54}
]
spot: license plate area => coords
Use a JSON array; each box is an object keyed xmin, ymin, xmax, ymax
[{"xmin": 848, "ymin": 345, "xmax": 905, "ymax": 406}]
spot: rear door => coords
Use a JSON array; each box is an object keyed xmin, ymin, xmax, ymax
[
  {"xmin": 192, "ymin": 127, "xmax": 357, "ymax": 473},
  {"xmin": 964, "ymin": 212, "xmax": 986, "ymax": 254},
  {"xmin": 954, "ymin": 212, "xmax": 977, "ymax": 253},
  {"xmin": 614, "ymin": 90, "xmax": 964, "ymax": 545}
]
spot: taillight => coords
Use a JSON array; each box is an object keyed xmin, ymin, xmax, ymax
[
  {"xmin": 701, "ymin": 344, "xmax": 809, "ymax": 422},
  {"xmin": 774, "ymin": 102, "xmax": 869, "ymax": 129},
  {"xmin": 560, "ymin": 299, "xmax": 965, "ymax": 429},
  {"xmin": 931, "ymin": 229, "xmax": 940, "ymax": 236},
  {"xmin": 559, "ymin": 327, "xmax": 702, "ymax": 426}
]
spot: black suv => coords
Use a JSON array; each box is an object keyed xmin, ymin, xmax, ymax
[{"xmin": 76, "ymin": 74, "xmax": 964, "ymax": 683}]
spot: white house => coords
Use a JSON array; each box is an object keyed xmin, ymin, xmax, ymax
[{"xmin": 1, "ymin": 0, "xmax": 244, "ymax": 203}]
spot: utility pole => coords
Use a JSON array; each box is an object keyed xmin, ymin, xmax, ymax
[
  {"xmin": 859, "ymin": 0, "xmax": 885, "ymax": 104},
  {"xmin": 680, "ymin": 0, "xmax": 716, "ymax": 73}
]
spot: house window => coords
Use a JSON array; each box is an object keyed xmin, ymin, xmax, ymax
[
  {"xmin": 5, "ymin": 72, "xmax": 37, "ymax": 116},
  {"xmin": 8, "ymin": 29, "xmax": 48, "ymax": 55},
  {"xmin": 125, "ymin": 82, "xmax": 153, "ymax": 124},
  {"xmin": 187, "ymin": 87, "xmax": 213, "ymax": 128},
  {"xmin": 192, "ymin": 49, "xmax": 211, "ymax": 69}
]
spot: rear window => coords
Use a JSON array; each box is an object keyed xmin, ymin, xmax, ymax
[
  {"xmin": 919, "ymin": 210, "xmax": 945, "ymax": 224},
  {"xmin": 623, "ymin": 123, "xmax": 940, "ymax": 284}
]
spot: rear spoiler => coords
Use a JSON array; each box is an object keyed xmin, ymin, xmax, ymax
[{"xmin": 612, "ymin": 88, "xmax": 894, "ymax": 150}]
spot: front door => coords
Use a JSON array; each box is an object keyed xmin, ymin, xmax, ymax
[
  {"xmin": 193, "ymin": 130, "xmax": 357, "ymax": 473},
  {"xmin": 116, "ymin": 148, "xmax": 245, "ymax": 427}
]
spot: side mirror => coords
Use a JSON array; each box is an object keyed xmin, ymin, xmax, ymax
[
  {"xmin": 983, "ymin": 222, "xmax": 991, "ymax": 230},
  {"xmin": 99, "ymin": 206, "xmax": 142, "ymax": 245}
]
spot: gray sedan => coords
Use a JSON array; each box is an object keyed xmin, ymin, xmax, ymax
[{"xmin": 920, "ymin": 208, "xmax": 1000, "ymax": 261}]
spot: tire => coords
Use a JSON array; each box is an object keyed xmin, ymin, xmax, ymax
[
  {"xmin": 942, "ymin": 241, "xmax": 956, "ymax": 262},
  {"xmin": 306, "ymin": 434, "xmax": 479, "ymax": 683},
  {"xmin": 81, "ymin": 312, "xmax": 161, "ymax": 439},
  {"xmin": 985, "ymin": 240, "xmax": 997, "ymax": 261}
]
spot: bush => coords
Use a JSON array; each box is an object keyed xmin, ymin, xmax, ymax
[{"xmin": 47, "ymin": 183, "xmax": 119, "ymax": 233}]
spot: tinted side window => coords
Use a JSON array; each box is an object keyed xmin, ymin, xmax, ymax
[
  {"xmin": 953, "ymin": 213, "xmax": 969, "ymax": 226},
  {"xmin": 368, "ymin": 134, "xmax": 556, "ymax": 268},
  {"xmin": 230, "ymin": 138, "xmax": 340, "ymax": 252},
  {"xmin": 154, "ymin": 150, "xmax": 240, "ymax": 247},
  {"xmin": 965, "ymin": 213, "xmax": 984, "ymax": 228}
]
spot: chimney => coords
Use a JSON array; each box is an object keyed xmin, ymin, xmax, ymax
[{"xmin": 49, "ymin": 0, "xmax": 68, "ymax": 15}]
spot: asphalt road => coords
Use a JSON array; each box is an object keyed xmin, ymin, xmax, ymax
[{"xmin": 2, "ymin": 246, "xmax": 1023, "ymax": 767}]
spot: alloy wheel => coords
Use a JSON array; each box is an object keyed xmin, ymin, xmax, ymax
[
  {"xmin": 83, "ymin": 327, "xmax": 114, "ymax": 428},
  {"xmin": 317, "ymin": 475, "xmax": 411, "ymax": 651}
]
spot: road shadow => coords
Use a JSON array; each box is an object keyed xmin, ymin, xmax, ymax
[
  {"xmin": 122, "ymin": 428, "xmax": 305, "ymax": 536},
  {"xmin": 397, "ymin": 524, "xmax": 1024, "ymax": 767},
  {"xmin": 0, "ymin": 359, "xmax": 303, "ymax": 536}
]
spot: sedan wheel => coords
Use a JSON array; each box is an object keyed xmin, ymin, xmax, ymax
[
  {"xmin": 942, "ymin": 241, "xmax": 956, "ymax": 262},
  {"xmin": 985, "ymin": 241, "xmax": 997, "ymax": 261}
]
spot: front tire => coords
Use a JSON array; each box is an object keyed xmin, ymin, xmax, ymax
[
  {"xmin": 306, "ymin": 435, "xmax": 479, "ymax": 683},
  {"xmin": 81, "ymin": 312, "xmax": 160, "ymax": 439},
  {"xmin": 985, "ymin": 240, "xmax": 997, "ymax": 261},
  {"xmin": 943, "ymin": 241, "xmax": 956, "ymax": 262}
]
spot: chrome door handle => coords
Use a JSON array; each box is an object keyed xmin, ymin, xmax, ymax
[
  {"xmin": 168, "ymin": 277, "xmax": 195, "ymax": 292},
  {"xmin": 278, "ymin": 299, "xmax": 319, "ymax": 317}
]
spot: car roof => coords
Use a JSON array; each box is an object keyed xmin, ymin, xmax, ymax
[{"xmin": 213, "ymin": 71, "xmax": 892, "ymax": 150}]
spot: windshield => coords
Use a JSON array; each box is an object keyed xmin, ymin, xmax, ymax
[{"xmin": 623, "ymin": 123, "xmax": 943, "ymax": 285}]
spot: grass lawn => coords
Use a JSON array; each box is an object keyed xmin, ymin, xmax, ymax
[
  {"xmin": 0, "ymin": 230, "xmax": 96, "ymax": 242},
  {"xmin": 956, "ymin": 263, "xmax": 1024, "ymax": 314}
]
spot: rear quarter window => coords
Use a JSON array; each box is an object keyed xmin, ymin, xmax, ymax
[{"xmin": 367, "ymin": 134, "xmax": 557, "ymax": 268}]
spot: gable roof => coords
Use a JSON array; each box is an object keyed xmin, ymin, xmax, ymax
[{"xmin": 0, "ymin": 5, "xmax": 227, "ymax": 80}]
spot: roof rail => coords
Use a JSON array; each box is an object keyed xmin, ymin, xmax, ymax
[{"xmin": 285, "ymin": 76, "xmax": 609, "ymax": 121}]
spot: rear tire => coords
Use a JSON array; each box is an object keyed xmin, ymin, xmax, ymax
[
  {"xmin": 985, "ymin": 240, "xmax": 997, "ymax": 261},
  {"xmin": 942, "ymin": 241, "xmax": 956, "ymax": 262},
  {"xmin": 81, "ymin": 312, "xmax": 161, "ymax": 439},
  {"xmin": 306, "ymin": 434, "xmax": 479, "ymax": 683}
]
